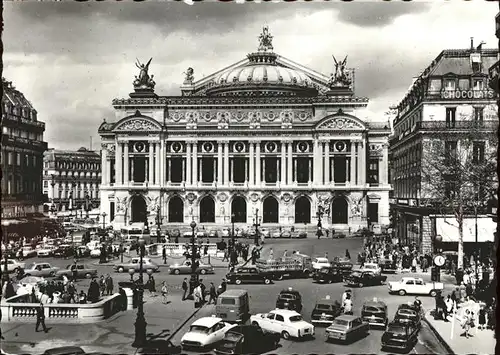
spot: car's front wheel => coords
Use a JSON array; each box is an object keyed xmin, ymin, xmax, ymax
[
  {"xmin": 49, "ymin": 271, "xmax": 56, "ymax": 277},
  {"xmin": 235, "ymin": 279, "xmax": 242, "ymax": 285},
  {"xmin": 399, "ymin": 289, "xmax": 407, "ymax": 296},
  {"xmin": 173, "ymin": 269, "xmax": 180, "ymax": 275},
  {"xmin": 264, "ymin": 278, "xmax": 271, "ymax": 285},
  {"xmin": 358, "ymin": 282, "xmax": 364, "ymax": 288},
  {"xmin": 117, "ymin": 267, "xmax": 124, "ymax": 273},
  {"xmin": 281, "ymin": 331, "xmax": 290, "ymax": 340},
  {"xmin": 200, "ymin": 269, "xmax": 207, "ymax": 275},
  {"xmin": 85, "ymin": 273, "xmax": 92, "ymax": 279},
  {"xmin": 429, "ymin": 289, "xmax": 437, "ymax": 297}
]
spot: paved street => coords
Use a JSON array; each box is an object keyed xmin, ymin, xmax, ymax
[{"xmin": 2, "ymin": 237, "xmax": 453, "ymax": 354}]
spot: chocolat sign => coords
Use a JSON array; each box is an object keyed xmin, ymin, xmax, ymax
[{"xmin": 441, "ymin": 89, "xmax": 495, "ymax": 100}]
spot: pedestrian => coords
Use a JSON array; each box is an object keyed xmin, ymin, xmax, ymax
[
  {"xmin": 478, "ymin": 307, "xmax": 486, "ymax": 330},
  {"xmin": 161, "ymin": 281, "xmax": 168, "ymax": 304},
  {"xmin": 341, "ymin": 289, "xmax": 351, "ymax": 305},
  {"xmin": 345, "ymin": 249, "xmax": 350, "ymax": 260},
  {"xmin": 35, "ymin": 302, "xmax": 48, "ymax": 333},
  {"xmin": 204, "ymin": 239, "xmax": 209, "ymax": 256},
  {"xmin": 413, "ymin": 296, "xmax": 422, "ymax": 314},
  {"xmin": 343, "ymin": 294, "xmax": 353, "ymax": 315},
  {"xmin": 269, "ymin": 248, "xmax": 274, "ymax": 260},
  {"xmin": 105, "ymin": 274, "xmax": 114, "ymax": 295},
  {"xmin": 78, "ymin": 290, "xmax": 87, "ymax": 304},
  {"xmin": 88, "ymin": 278, "xmax": 100, "ymax": 303},
  {"xmin": 444, "ymin": 295, "xmax": 453, "ymax": 322},
  {"xmin": 99, "ymin": 275, "xmax": 106, "ymax": 296},
  {"xmin": 324, "ymin": 252, "xmax": 329, "ymax": 260},
  {"xmin": 283, "ymin": 250, "xmax": 288, "ymax": 259},
  {"xmin": 411, "ymin": 257, "xmax": 417, "ymax": 273},
  {"xmin": 72, "ymin": 264, "xmax": 78, "ymax": 282},
  {"xmin": 208, "ymin": 282, "xmax": 217, "ymax": 305},
  {"xmin": 67, "ymin": 281, "xmax": 76, "ymax": 303},
  {"xmin": 193, "ymin": 284, "xmax": 202, "ymax": 308},
  {"xmin": 4, "ymin": 280, "xmax": 15, "ymax": 299},
  {"xmin": 421, "ymin": 256, "xmax": 428, "ymax": 273},
  {"xmin": 162, "ymin": 245, "xmax": 167, "ymax": 264},
  {"xmin": 148, "ymin": 275, "xmax": 156, "ymax": 296},
  {"xmin": 461, "ymin": 309, "xmax": 473, "ymax": 338},
  {"xmin": 221, "ymin": 278, "xmax": 227, "ymax": 294},
  {"xmin": 199, "ymin": 279, "xmax": 206, "ymax": 303},
  {"xmin": 181, "ymin": 278, "xmax": 188, "ymax": 301}
]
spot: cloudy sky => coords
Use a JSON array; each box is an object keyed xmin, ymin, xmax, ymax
[{"xmin": 4, "ymin": 0, "xmax": 498, "ymax": 150}]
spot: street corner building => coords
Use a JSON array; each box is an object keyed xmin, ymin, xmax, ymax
[
  {"xmin": 389, "ymin": 40, "xmax": 499, "ymax": 255},
  {"xmin": 1, "ymin": 77, "xmax": 48, "ymax": 233},
  {"xmin": 97, "ymin": 27, "xmax": 391, "ymax": 234}
]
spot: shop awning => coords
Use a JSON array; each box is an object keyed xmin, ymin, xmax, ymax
[{"xmin": 436, "ymin": 217, "xmax": 496, "ymax": 243}]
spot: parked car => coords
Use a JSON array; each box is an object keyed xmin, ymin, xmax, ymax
[
  {"xmin": 16, "ymin": 276, "xmax": 46, "ymax": 295},
  {"xmin": 56, "ymin": 264, "xmax": 98, "ymax": 279},
  {"xmin": 213, "ymin": 324, "xmax": 280, "ymax": 355},
  {"xmin": 250, "ymin": 309, "xmax": 315, "ymax": 340},
  {"xmin": 360, "ymin": 262, "xmax": 382, "ymax": 275},
  {"xmin": 344, "ymin": 270, "xmax": 387, "ymax": 288},
  {"xmin": 313, "ymin": 266, "xmax": 343, "ymax": 284},
  {"xmin": 0, "ymin": 259, "xmax": 25, "ymax": 273},
  {"xmin": 180, "ymin": 317, "xmax": 236, "ymax": 350},
  {"xmin": 53, "ymin": 245, "xmax": 74, "ymax": 258},
  {"xmin": 361, "ymin": 299, "xmax": 388, "ymax": 329},
  {"xmin": 23, "ymin": 262, "xmax": 60, "ymax": 277},
  {"xmin": 324, "ymin": 315, "xmax": 369, "ymax": 343},
  {"xmin": 37, "ymin": 246, "xmax": 56, "ymax": 258},
  {"xmin": 226, "ymin": 267, "xmax": 272, "ymax": 285},
  {"xmin": 168, "ymin": 260, "xmax": 214, "ymax": 275},
  {"xmin": 393, "ymin": 303, "xmax": 422, "ymax": 330},
  {"xmin": 381, "ymin": 321, "xmax": 419, "ymax": 352},
  {"xmin": 379, "ymin": 259, "xmax": 398, "ymax": 273},
  {"xmin": 114, "ymin": 257, "xmax": 160, "ymax": 273},
  {"xmin": 331, "ymin": 257, "xmax": 354, "ymax": 273},
  {"xmin": 310, "ymin": 297, "xmax": 342, "ymax": 325},
  {"xmin": 275, "ymin": 288, "xmax": 303, "ymax": 312},
  {"xmin": 21, "ymin": 246, "xmax": 37, "ymax": 258},
  {"xmin": 312, "ymin": 257, "xmax": 331, "ymax": 270},
  {"xmin": 388, "ymin": 277, "xmax": 444, "ymax": 297}
]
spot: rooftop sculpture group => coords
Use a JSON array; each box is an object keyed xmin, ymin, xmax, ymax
[
  {"xmin": 258, "ymin": 26, "xmax": 274, "ymax": 52},
  {"xmin": 133, "ymin": 58, "xmax": 156, "ymax": 90},
  {"xmin": 329, "ymin": 55, "xmax": 352, "ymax": 88}
]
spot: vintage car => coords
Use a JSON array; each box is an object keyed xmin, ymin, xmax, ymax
[
  {"xmin": 325, "ymin": 315, "xmax": 369, "ymax": 343},
  {"xmin": 36, "ymin": 246, "xmax": 56, "ymax": 258},
  {"xmin": 361, "ymin": 299, "xmax": 388, "ymax": 328},
  {"xmin": 381, "ymin": 321, "xmax": 419, "ymax": 352},
  {"xmin": 56, "ymin": 264, "xmax": 98, "ymax": 279},
  {"xmin": 16, "ymin": 276, "xmax": 46, "ymax": 295},
  {"xmin": 180, "ymin": 317, "xmax": 236, "ymax": 350},
  {"xmin": 313, "ymin": 266, "xmax": 343, "ymax": 284},
  {"xmin": 21, "ymin": 246, "xmax": 38, "ymax": 258},
  {"xmin": 310, "ymin": 297, "xmax": 342, "ymax": 325},
  {"xmin": 226, "ymin": 267, "xmax": 272, "ymax": 285},
  {"xmin": 344, "ymin": 270, "xmax": 387, "ymax": 288},
  {"xmin": 0, "ymin": 259, "xmax": 25, "ymax": 273},
  {"xmin": 213, "ymin": 324, "xmax": 280, "ymax": 355},
  {"xmin": 168, "ymin": 260, "xmax": 214, "ymax": 275},
  {"xmin": 312, "ymin": 257, "xmax": 331, "ymax": 270},
  {"xmin": 379, "ymin": 258, "xmax": 398, "ymax": 273},
  {"xmin": 393, "ymin": 303, "xmax": 422, "ymax": 329},
  {"xmin": 275, "ymin": 288, "xmax": 303, "ymax": 312},
  {"xmin": 331, "ymin": 257, "xmax": 354, "ymax": 273},
  {"xmin": 23, "ymin": 262, "xmax": 60, "ymax": 277},
  {"xmin": 250, "ymin": 309, "xmax": 314, "ymax": 340},
  {"xmin": 388, "ymin": 277, "xmax": 444, "ymax": 297},
  {"xmin": 360, "ymin": 262, "xmax": 382, "ymax": 274},
  {"xmin": 52, "ymin": 245, "xmax": 74, "ymax": 258},
  {"xmin": 114, "ymin": 257, "xmax": 160, "ymax": 273}
]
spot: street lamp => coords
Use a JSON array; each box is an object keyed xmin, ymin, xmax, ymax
[
  {"xmin": 102, "ymin": 212, "xmax": 107, "ymax": 229},
  {"xmin": 231, "ymin": 213, "xmax": 235, "ymax": 247},
  {"xmin": 253, "ymin": 209, "xmax": 261, "ymax": 246},
  {"xmin": 132, "ymin": 239, "xmax": 147, "ymax": 348},
  {"xmin": 128, "ymin": 268, "xmax": 135, "ymax": 282},
  {"xmin": 316, "ymin": 206, "xmax": 324, "ymax": 239},
  {"xmin": 189, "ymin": 220, "xmax": 199, "ymax": 298},
  {"xmin": 156, "ymin": 205, "xmax": 161, "ymax": 244}
]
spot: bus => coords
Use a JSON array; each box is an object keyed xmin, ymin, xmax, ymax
[{"xmin": 120, "ymin": 223, "xmax": 151, "ymax": 244}]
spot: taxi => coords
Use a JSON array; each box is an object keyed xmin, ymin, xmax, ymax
[
  {"xmin": 361, "ymin": 298, "xmax": 388, "ymax": 329},
  {"xmin": 310, "ymin": 296, "xmax": 342, "ymax": 325},
  {"xmin": 324, "ymin": 315, "xmax": 369, "ymax": 343}
]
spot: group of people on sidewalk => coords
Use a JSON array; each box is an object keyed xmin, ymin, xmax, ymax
[{"xmin": 178, "ymin": 277, "xmax": 227, "ymax": 307}]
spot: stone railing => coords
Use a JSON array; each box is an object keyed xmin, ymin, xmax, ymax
[
  {"xmin": 147, "ymin": 242, "xmax": 220, "ymax": 256},
  {"xmin": 1, "ymin": 293, "xmax": 123, "ymax": 324}
]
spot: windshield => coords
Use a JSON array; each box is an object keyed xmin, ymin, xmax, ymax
[
  {"xmin": 388, "ymin": 325, "xmax": 406, "ymax": 335},
  {"xmin": 289, "ymin": 315, "xmax": 303, "ymax": 322},
  {"xmin": 224, "ymin": 332, "xmax": 243, "ymax": 342},
  {"xmin": 364, "ymin": 307, "xmax": 384, "ymax": 313},
  {"xmin": 398, "ymin": 310, "xmax": 416, "ymax": 317},
  {"xmin": 316, "ymin": 258, "xmax": 329, "ymax": 263},
  {"xmin": 334, "ymin": 319, "xmax": 349, "ymax": 326},
  {"xmin": 316, "ymin": 304, "xmax": 332, "ymax": 311},
  {"xmin": 280, "ymin": 294, "xmax": 295, "ymax": 300},
  {"xmin": 189, "ymin": 325, "xmax": 209, "ymax": 333},
  {"xmin": 26, "ymin": 263, "xmax": 35, "ymax": 270}
]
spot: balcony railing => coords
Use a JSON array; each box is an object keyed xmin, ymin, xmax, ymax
[{"xmin": 416, "ymin": 121, "xmax": 498, "ymax": 130}]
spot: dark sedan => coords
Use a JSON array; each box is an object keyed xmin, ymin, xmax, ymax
[
  {"xmin": 313, "ymin": 267, "xmax": 343, "ymax": 284},
  {"xmin": 381, "ymin": 322, "xmax": 418, "ymax": 352},
  {"xmin": 393, "ymin": 304, "xmax": 422, "ymax": 330},
  {"xmin": 214, "ymin": 324, "xmax": 280, "ymax": 355},
  {"xmin": 361, "ymin": 300, "xmax": 388, "ymax": 329},
  {"xmin": 226, "ymin": 267, "xmax": 272, "ymax": 285},
  {"xmin": 344, "ymin": 271, "xmax": 387, "ymax": 288},
  {"xmin": 311, "ymin": 297, "xmax": 342, "ymax": 325},
  {"xmin": 275, "ymin": 288, "xmax": 302, "ymax": 312}
]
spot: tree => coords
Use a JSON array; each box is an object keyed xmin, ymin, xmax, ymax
[{"xmin": 420, "ymin": 120, "xmax": 497, "ymax": 269}]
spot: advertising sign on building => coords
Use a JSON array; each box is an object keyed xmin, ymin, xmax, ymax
[
  {"xmin": 435, "ymin": 217, "xmax": 496, "ymax": 242},
  {"xmin": 441, "ymin": 89, "xmax": 495, "ymax": 100}
]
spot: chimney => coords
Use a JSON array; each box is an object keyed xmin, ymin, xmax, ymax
[{"xmin": 470, "ymin": 37, "xmax": 474, "ymax": 50}]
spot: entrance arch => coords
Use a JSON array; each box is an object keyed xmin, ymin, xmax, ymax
[
  {"xmin": 131, "ymin": 195, "xmax": 147, "ymax": 223},
  {"xmin": 295, "ymin": 196, "xmax": 311, "ymax": 224},
  {"xmin": 168, "ymin": 196, "xmax": 184, "ymax": 223},
  {"xmin": 331, "ymin": 197, "xmax": 348, "ymax": 224},
  {"xmin": 263, "ymin": 196, "xmax": 279, "ymax": 223},
  {"xmin": 231, "ymin": 196, "xmax": 247, "ymax": 223},
  {"xmin": 200, "ymin": 195, "xmax": 215, "ymax": 223}
]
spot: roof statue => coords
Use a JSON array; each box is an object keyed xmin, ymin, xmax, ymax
[
  {"xmin": 258, "ymin": 26, "xmax": 274, "ymax": 52},
  {"xmin": 133, "ymin": 57, "xmax": 155, "ymax": 90},
  {"xmin": 329, "ymin": 55, "xmax": 352, "ymax": 88},
  {"xmin": 183, "ymin": 67, "xmax": 195, "ymax": 85}
]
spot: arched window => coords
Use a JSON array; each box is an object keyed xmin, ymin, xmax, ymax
[
  {"xmin": 168, "ymin": 196, "xmax": 184, "ymax": 223},
  {"xmin": 295, "ymin": 196, "xmax": 311, "ymax": 224},
  {"xmin": 263, "ymin": 196, "xmax": 279, "ymax": 223}
]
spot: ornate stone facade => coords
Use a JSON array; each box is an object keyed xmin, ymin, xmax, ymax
[{"xmin": 98, "ymin": 28, "xmax": 391, "ymax": 232}]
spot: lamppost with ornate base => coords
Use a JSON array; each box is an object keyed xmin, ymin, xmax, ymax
[
  {"xmin": 132, "ymin": 239, "xmax": 147, "ymax": 348},
  {"xmin": 101, "ymin": 212, "xmax": 107, "ymax": 230},
  {"xmin": 231, "ymin": 213, "xmax": 235, "ymax": 250},
  {"xmin": 189, "ymin": 220, "xmax": 199, "ymax": 298},
  {"xmin": 253, "ymin": 209, "xmax": 261, "ymax": 246},
  {"xmin": 156, "ymin": 205, "xmax": 161, "ymax": 244},
  {"xmin": 316, "ymin": 206, "xmax": 324, "ymax": 239}
]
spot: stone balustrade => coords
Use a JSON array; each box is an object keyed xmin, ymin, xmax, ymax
[
  {"xmin": 147, "ymin": 242, "xmax": 220, "ymax": 256},
  {"xmin": 1, "ymin": 293, "xmax": 123, "ymax": 324}
]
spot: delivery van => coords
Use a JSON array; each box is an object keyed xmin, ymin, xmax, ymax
[{"xmin": 216, "ymin": 289, "xmax": 249, "ymax": 323}]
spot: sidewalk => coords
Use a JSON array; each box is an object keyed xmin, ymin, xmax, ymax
[
  {"xmin": 424, "ymin": 310, "xmax": 496, "ymax": 355},
  {"xmin": 0, "ymin": 292, "xmax": 214, "ymax": 355}
]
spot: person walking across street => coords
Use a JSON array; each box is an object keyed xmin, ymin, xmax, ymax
[
  {"xmin": 162, "ymin": 245, "xmax": 167, "ymax": 265},
  {"xmin": 342, "ymin": 294, "xmax": 353, "ymax": 315},
  {"xmin": 199, "ymin": 279, "xmax": 206, "ymax": 303},
  {"xmin": 161, "ymin": 281, "xmax": 168, "ymax": 304},
  {"xmin": 35, "ymin": 302, "xmax": 48, "ymax": 333},
  {"xmin": 148, "ymin": 275, "xmax": 156, "ymax": 297},
  {"xmin": 99, "ymin": 275, "xmax": 106, "ymax": 296},
  {"xmin": 208, "ymin": 282, "xmax": 217, "ymax": 305},
  {"xmin": 181, "ymin": 278, "xmax": 188, "ymax": 301},
  {"xmin": 105, "ymin": 274, "xmax": 114, "ymax": 295},
  {"xmin": 345, "ymin": 249, "xmax": 350, "ymax": 260}
]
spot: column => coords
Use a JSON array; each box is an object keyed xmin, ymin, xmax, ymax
[
  {"xmin": 249, "ymin": 142, "xmax": 255, "ymax": 185},
  {"xmin": 317, "ymin": 141, "xmax": 323, "ymax": 185},
  {"xmin": 217, "ymin": 143, "xmax": 223, "ymax": 184},
  {"xmin": 313, "ymin": 139, "xmax": 319, "ymax": 183},
  {"xmin": 324, "ymin": 141, "xmax": 330, "ymax": 184},
  {"xmin": 293, "ymin": 159, "xmax": 298, "ymax": 183},
  {"xmin": 186, "ymin": 143, "xmax": 192, "ymax": 185},
  {"xmin": 350, "ymin": 141, "xmax": 356, "ymax": 184},
  {"xmin": 182, "ymin": 158, "xmax": 186, "ymax": 182},
  {"xmin": 276, "ymin": 159, "xmax": 280, "ymax": 182},
  {"xmin": 244, "ymin": 159, "xmax": 249, "ymax": 183},
  {"xmin": 223, "ymin": 141, "xmax": 229, "ymax": 185},
  {"xmin": 148, "ymin": 142, "xmax": 154, "ymax": 183},
  {"xmin": 159, "ymin": 140, "xmax": 165, "ymax": 185},
  {"xmin": 198, "ymin": 158, "xmax": 202, "ymax": 184},
  {"xmin": 116, "ymin": 141, "xmax": 123, "ymax": 185},
  {"xmin": 381, "ymin": 143, "xmax": 388, "ymax": 185},
  {"xmin": 131, "ymin": 158, "xmax": 135, "ymax": 182},
  {"xmin": 287, "ymin": 142, "xmax": 293, "ymax": 184},
  {"xmin": 358, "ymin": 141, "xmax": 366, "ymax": 185},
  {"xmin": 213, "ymin": 158, "xmax": 217, "ymax": 183},
  {"xmin": 280, "ymin": 142, "xmax": 286, "ymax": 185},
  {"xmin": 308, "ymin": 158, "xmax": 312, "ymax": 183},
  {"xmin": 346, "ymin": 158, "xmax": 350, "ymax": 182},
  {"xmin": 101, "ymin": 148, "xmax": 108, "ymax": 185},
  {"xmin": 123, "ymin": 143, "xmax": 129, "ymax": 184},
  {"xmin": 154, "ymin": 143, "xmax": 160, "ymax": 184},
  {"xmin": 168, "ymin": 157, "xmax": 172, "ymax": 183},
  {"xmin": 255, "ymin": 142, "xmax": 261, "ymax": 186},
  {"xmin": 262, "ymin": 157, "xmax": 266, "ymax": 183},
  {"xmin": 193, "ymin": 142, "xmax": 198, "ymax": 185}
]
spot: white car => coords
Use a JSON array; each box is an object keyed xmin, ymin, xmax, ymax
[
  {"xmin": 388, "ymin": 277, "xmax": 444, "ymax": 297},
  {"xmin": 250, "ymin": 309, "xmax": 315, "ymax": 340},
  {"xmin": 180, "ymin": 317, "xmax": 235, "ymax": 349},
  {"xmin": 360, "ymin": 262, "xmax": 382, "ymax": 275},
  {"xmin": 21, "ymin": 247, "xmax": 37, "ymax": 258},
  {"xmin": 1, "ymin": 259, "xmax": 26, "ymax": 273},
  {"xmin": 90, "ymin": 249, "xmax": 102, "ymax": 258},
  {"xmin": 16, "ymin": 276, "xmax": 46, "ymax": 295},
  {"xmin": 312, "ymin": 257, "xmax": 331, "ymax": 270},
  {"xmin": 37, "ymin": 246, "xmax": 56, "ymax": 257}
]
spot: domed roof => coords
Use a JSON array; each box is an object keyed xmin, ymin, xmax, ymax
[{"xmin": 205, "ymin": 27, "xmax": 319, "ymax": 97}]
